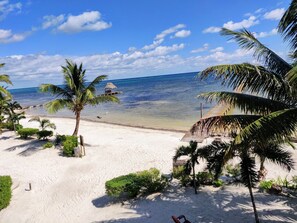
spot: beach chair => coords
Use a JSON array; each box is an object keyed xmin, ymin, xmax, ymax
[{"xmin": 171, "ymin": 215, "xmax": 191, "ymax": 223}]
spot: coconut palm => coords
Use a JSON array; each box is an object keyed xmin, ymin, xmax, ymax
[
  {"xmin": 173, "ymin": 141, "xmax": 200, "ymax": 194},
  {"xmin": 29, "ymin": 116, "xmax": 56, "ymax": 130},
  {"xmin": 40, "ymin": 60, "xmax": 119, "ymax": 136},
  {"xmin": 0, "ymin": 63, "xmax": 12, "ymax": 100},
  {"xmin": 201, "ymin": 139, "xmax": 294, "ymax": 223},
  {"xmin": 194, "ymin": 1, "xmax": 297, "ymax": 146}
]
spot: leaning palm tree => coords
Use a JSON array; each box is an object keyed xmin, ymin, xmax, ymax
[
  {"xmin": 202, "ymin": 139, "xmax": 294, "ymax": 223},
  {"xmin": 40, "ymin": 60, "xmax": 119, "ymax": 136},
  {"xmin": 193, "ymin": 0, "xmax": 297, "ymax": 147},
  {"xmin": 29, "ymin": 116, "xmax": 56, "ymax": 130},
  {"xmin": 173, "ymin": 141, "xmax": 200, "ymax": 194}
]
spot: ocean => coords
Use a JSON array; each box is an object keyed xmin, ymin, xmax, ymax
[{"xmin": 9, "ymin": 72, "xmax": 227, "ymax": 131}]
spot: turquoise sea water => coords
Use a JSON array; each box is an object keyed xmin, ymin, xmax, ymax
[{"xmin": 10, "ymin": 72, "xmax": 227, "ymax": 131}]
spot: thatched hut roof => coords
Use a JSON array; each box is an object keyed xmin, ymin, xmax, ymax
[{"xmin": 105, "ymin": 82, "xmax": 117, "ymax": 89}]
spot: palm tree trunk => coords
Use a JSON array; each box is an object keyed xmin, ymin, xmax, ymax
[
  {"xmin": 72, "ymin": 111, "xmax": 81, "ymax": 136},
  {"xmin": 192, "ymin": 163, "xmax": 197, "ymax": 194},
  {"xmin": 248, "ymin": 175, "xmax": 260, "ymax": 223}
]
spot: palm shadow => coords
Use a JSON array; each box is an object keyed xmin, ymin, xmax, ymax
[
  {"xmin": 5, "ymin": 139, "xmax": 45, "ymax": 156},
  {"xmin": 91, "ymin": 184, "xmax": 297, "ymax": 223}
]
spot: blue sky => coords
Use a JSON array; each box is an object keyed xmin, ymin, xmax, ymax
[{"xmin": 0, "ymin": 0, "xmax": 292, "ymax": 88}]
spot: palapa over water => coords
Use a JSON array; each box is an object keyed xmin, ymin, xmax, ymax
[{"xmin": 104, "ymin": 82, "xmax": 121, "ymax": 95}]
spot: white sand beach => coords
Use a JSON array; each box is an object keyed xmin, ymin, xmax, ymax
[{"xmin": 0, "ymin": 117, "xmax": 296, "ymax": 223}]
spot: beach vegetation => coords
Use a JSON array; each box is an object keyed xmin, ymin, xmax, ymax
[
  {"xmin": 29, "ymin": 116, "xmax": 56, "ymax": 131},
  {"xmin": 40, "ymin": 60, "xmax": 119, "ymax": 136},
  {"xmin": 0, "ymin": 64, "xmax": 12, "ymax": 101},
  {"xmin": 37, "ymin": 130, "xmax": 53, "ymax": 140},
  {"xmin": 105, "ymin": 168, "xmax": 168, "ymax": 198},
  {"xmin": 0, "ymin": 176, "xmax": 12, "ymax": 211},
  {"xmin": 172, "ymin": 166, "xmax": 192, "ymax": 186},
  {"xmin": 225, "ymin": 163, "xmax": 241, "ymax": 181},
  {"xmin": 173, "ymin": 141, "xmax": 201, "ymax": 194},
  {"xmin": 17, "ymin": 128, "xmax": 39, "ymax": 139},
  {"xmin": 196, "ymin": 171, "xmax": 214, "ymax": 186},
  {"xmin": 190, "ymin": 2, "xmax": 297, "ymax": 222},
  {"xmin": 62, "ymin": 135, "xmax": 78, "ymax": 157},
  {"xmin": 43, "ymin": 142, "xmax": 54, "ymax": 149},
  {"xmin": 213, "ymin": 179, "xmax": 224, "ymax": 187}
]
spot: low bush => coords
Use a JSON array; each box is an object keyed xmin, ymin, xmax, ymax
[
  {"xmin": 259, "ymin": 180, "xmax": 274, "ymax": 191},
  {"xmin": 172, "ymin": 166, "xmax": 191, "ymax": 186},
  {"xmin": 196, "ymin": 172, "xmax": 213, "ymax": 186},
  {"xmin": 105, "ymin": 168, "xmax": 168, "ymax": 198},
  {"xmin": 62, "ymin": 135, "xmax": 78, "ymax": 157},
  {"xmin": 55, "ymin": 134, "xmax": 66, "ymax": 145},
  {"xmin": 225, "ymin": 164, "xmax": 241, "ymax": 180},
  {"xmin": 43, "ymin": 142, "xmax": 54, "ymax": 149},
  {"xmin": 17, "ymin": 128, "xmax": 38, "ymax": 139},
  {"xmin": 1, "ymin": 122, "xmax": 22, "ymax": 131},
  {"xmin": 37, "ymin": 130, "xmax": 53, "ymax": 140},
  {"xmin": 213, "ymin": 179, "xmax": 224, "ymax": 187},
  {"xmin": 0, "ymin": 176, "xmax": 12, "ymax": 210}
]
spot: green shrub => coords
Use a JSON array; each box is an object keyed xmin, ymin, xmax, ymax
[
  {"xmin": 213, "ymin": 179, "xmax": 224, "ymax": 187},
  {"xmin": 1, "ymin": 122, "xmax": 23, "ymax": 131},
  {"xmin": 17, "ymin": 128, "xmax": 39, "ymax": 139},
  {"xmin": 259, "ymin": 180, "xmax": 274, "ymax": 191},
  {"xmin": 225, "ymin": 164, "xmax": 241, "ymax": 179},
  {"xmin": 62, "ymin": 135, "xmax": 78, "ymax": 157},
  {"xmin": 37, "ymin": 130, "xmax": 53, "ymax": 140},
  {"xmin": 172, "ymin": 166, "xmax": 191, "ymax": 186},
  {"xmin": 0, "ymin": 176, "xmax": 12, "ymax": 210},
  {"xmin": 105, "ymin": 168, "xmax": 168, "ymax": 198},
  {"xmin": 43, "ymin": 142, "xmax": 54, "ymax": 149},
  {"xmin": 196, "ymin": 172, "xmax": 213, "ymax": 185},
  {"xmin": 55, "ymin": 134, "xmax": 66, "ymax": 145}
]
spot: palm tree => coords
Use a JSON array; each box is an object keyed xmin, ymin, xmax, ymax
[
  {"xmin": 193, "ymin": 1, "xmax": 297, "ymax": 147},
  {"xmin": 202, "ymin": 139, "xmax": 294, "ymax": 223},
  {"xmin": 29, "ymin": 116, "xmax": 56, "ymax": 130},
  {"xmin": 40, "ymin": 60, "xmax": 119, "ymax": 136},
  {"xmin": 0, "ymin": 63, "xmax": 12, "ymax": 100},
  {"xmin": 4, "ymin": 101, "xmax": 25, "ymax": 131},
  {"xmin": 173, "ymin": 141, "xmax": 201, "ymax": 194}
]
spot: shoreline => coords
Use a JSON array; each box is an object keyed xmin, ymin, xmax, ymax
[{"xmin": 26, "ymin": 113, "xmax": 189, "ymax": 134}]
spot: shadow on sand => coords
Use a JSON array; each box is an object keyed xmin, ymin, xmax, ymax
[
  {"xmin": 5, "ymin": 139, "xmax": 45, "ymax": 156},
  {"xmin": 91, "ymin": 183, "xmax": 297, "ymax": 223}
]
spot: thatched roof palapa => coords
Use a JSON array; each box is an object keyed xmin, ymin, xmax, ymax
[{"xmin": 105, "ymin": 82, "xmax": 117, "ymax": 90}]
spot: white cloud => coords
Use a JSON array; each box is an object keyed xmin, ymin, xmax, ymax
[
  {"xmin": 191, "ymin": 43, "xmax": 209, "ymax": 53},
  {"xmin": 155, "ymin": 24, "xmax": 185, "ymax": 40},
  {"xmin": 0, "ymin": 29, "xmax": 30, "ymax": 43},
  {"xmin": 223, "ymin": 16, "xmax": 259, "ymax": 30},
  {"xmin": 203, "ymin": 26, "xmax": 221, "ymax": 33},
  {"xmin": 255, "ymin": 8, "xmax": 264, "ymax": 14},
  {"xmin": 42, "ymin": 15, "xmax": 65, "ymax": 29},
  {"xmin": 210, "ymin": 47, "xmax": 224, "ymax": 53},
  {"xmin": 42, "ymin": 11, "xmax": 112, "ymax": 33},
  {"xmin": 0, "ymin": 0, "xmax": 22, "ymax": 20},
  {"xmin": 142, "ymin": 39, "xmax": 164, "ymax": 51},
  {"xmin": 173, "ymin": 30, "xmax": 191, "ymax": 38},
  {"xmin": 253, "ymin": 28, "xmax": 278, "ymax": 38},
  {"xmin": 203, "ymin": 16, "xmax": 259, "ymax": 33},
  {"xmin": 264, "ymin": 8, "xmax": 285, "ymax": 20}
]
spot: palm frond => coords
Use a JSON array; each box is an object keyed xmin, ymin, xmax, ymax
[
  {"xmin": 29, "ymin": 116, "xmax": 41, "ymax": 122},
  {"xmin": 0, "ymin": 74, "xmax": 12, "ymax": 85},
  {"xmin": 44, "ymin": 99, "xmax": 71, "ymax": 114},
  {"xmin": 86, "ymin": 75, "xmax": 107, "ymax": 93},
  {"xmin": 234, "ymin": 108, "xmax": 297, "ymax": 145},
  {"xmin": 190, "ymin": 114, "xmax": 262, "ymax": 135},
  {"xmin": 88, "ymin": 94, "xmax": 120, "ymax": 105},
  {"xmin": 173, "ymin": 146, "xmax": 190, "ymax": 161},
  {"xmin": 278, "ymin": 0, "xmax": 297, "ymax": 57},
  {"xmin": 221, "ymin": 28, "xmax": 292, "ymax": 75},
  {"xmin": 40, "ymin": 84, "xmax": 72, "ymax": 99},
  {"xmin": 200, "ymin": 63, "xmax": 291, "ymax": 101},
  {"xmin": 199, "ymin": 91, "xmax": 290, "ymax": 115}
]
